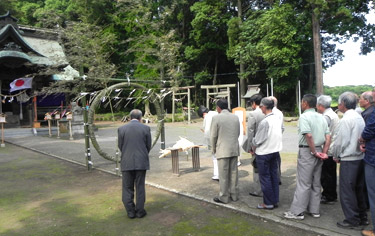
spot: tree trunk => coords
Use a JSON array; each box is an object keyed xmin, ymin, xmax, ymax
[
  {"xmin": 144, "ymin": 100, "xmax": 151, "ymax": 117},
  {"xmin": 309, "ymin": 62, "xmax": 314, "ymax": 92},
  {"xmin": 312, "ymin": 10, "xmax": 324, "ymax": 95},
  {"xmin": 213, "ymin": 53, "xmax": 218, "ymax": 85},
  {"xmin": 238, "ymin": 0, "xmax": 246, "ymax": 107}
]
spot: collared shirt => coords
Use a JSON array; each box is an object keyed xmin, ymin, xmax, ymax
[
  {"xmin": 298, "ymin": 108, "xmax": 329, "ymax": 146},
  {"xmin": 203, "ymin": 111, "xmax": 218, "ymax": 139},
  {"xmin": 323, "ymin": 108, "xmax": 340, "ymax": 156},
  {"xmin": 203, "ymin": 110, "xmax": 218, "ymax": 148},
  {"xmin": 332, "ymin": 109, "xmax": 365, "ymax": 161},
  {"xmin": 272, "ymin": 107, "xmax": 285, "ymax": 133},
  {"xmin": 252, "ymin": 113, "xmax": 282, "ymax": 155}
]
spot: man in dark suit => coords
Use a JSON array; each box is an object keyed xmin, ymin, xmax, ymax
[{"xmin": 118, "ymin": 109, "xmax": 151, "ymax": 219}]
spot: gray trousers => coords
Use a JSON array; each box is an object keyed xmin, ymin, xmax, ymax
[
  {"xmin": 339, "ymin": 160, "xmax": 367, "ymax": 225},
  {"xmin": 218, "ymin": 156, "xmax": 239, "ymax": 203},
  {"xmin": 251, "ymin": 154, "xmax": 262, "ymax": 196},
  {"xmin": 290, "ymin": 147, "xmax": 322, "ymax": 215},
  {"xmin": 122, "ymin": 170, "xmax": 146, "ymax": 214}
]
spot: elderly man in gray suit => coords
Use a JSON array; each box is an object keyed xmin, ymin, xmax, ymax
[
  {"xmin": 242, "ymin": 94, "xmax": 265, "ymax": 197},
  {"xmin": 211, "ymin": 98, "xmax": 240, "ymax": 204},
  {"xmin": 118, "ymin": 109, "xmax": 151, "ymax": 219}
]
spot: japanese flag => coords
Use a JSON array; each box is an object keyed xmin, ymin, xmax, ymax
[{"xmin": 10, "ymin": 77, "xmax": 33, "ymax": 92}]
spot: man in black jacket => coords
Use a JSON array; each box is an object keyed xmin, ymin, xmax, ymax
[{"xmin": 118, "ymin": 109, "xmax": 151, "ymax": 219}]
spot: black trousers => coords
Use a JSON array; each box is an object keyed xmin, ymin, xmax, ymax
[
  {"xmin": 122, "ymin": 170, "xmax": 146, "ymax": 214},
  {"xmin": 321, "ymin": 156, "xmax": 337, "ymax": 201},
  {"xmin": 339, "ymin": 160, "xmax": 367, "ymax": 225}
]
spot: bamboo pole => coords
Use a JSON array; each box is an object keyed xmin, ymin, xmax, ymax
[{"xmin": 82, "ymin": 96, "xmax": 92, "ymax": 171}]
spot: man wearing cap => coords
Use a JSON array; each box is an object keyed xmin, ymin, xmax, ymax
[
  {"xmin": 198, "ymin": 105, "xmax": 219, "ymax": 181},
  {"xmin": 211, "ymin": 98, "xmax": 240, "ymax": 204}
]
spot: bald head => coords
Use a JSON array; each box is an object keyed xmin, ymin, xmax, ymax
[
  {"xmin": 130, "ymin": 109, "xmax": 142, "ymax": 121},
  {"xmin": 269, "ymin": 96, "xmax": 278, "ymax": 107},
  {"xmin": 359, "ymin": 91, "xmax": 374, "ymax": 109}
]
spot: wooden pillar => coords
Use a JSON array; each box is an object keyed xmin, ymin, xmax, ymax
[
  {"xmin": 172, "ymin": 90, "xmax": 175, "ymax": 123},
  {"xmin": 227, "ymin": 87, "xmax": 231, "ymax": 109},
  {"xmin": 48, "ymin": 120, "xmax": 52, "ymax": 137},
  {"xmin": 0, "ymin": 81, "xmax": 2, "ymax": 114},
  {"xmin": 171, "ymin": 149, "xmax": 179, "ymax": 175},
  {"xmin": 56, "ymin": 120, "xmax": 60, "ymax": 139},
  {"xmin": 1, "ymin": 122, "xmax": 4, "ymax": 148},
  {"xmin": 68, "ymin": 120, "xmax": 73, "ymax": 140},
  {"xmin": 206, "ymin": 88, "xmax": 209, "ymax": 109},
  {"xmin": 32, "ymin": 97, "xmax": 40, "ymax": 128},
  {"xmin": 187, "ymin": 88, "xmax": 191, "ymax": 124},
  {"xmin": 192, "ymin": 146, "xmax": 200, "ymax": 171}
]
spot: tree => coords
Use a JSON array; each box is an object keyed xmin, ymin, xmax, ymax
[
  {"xmin": 186, "ymin": 0, "xmax": 232, "ymax": 85},
  {"xmin": 295, "ymin": 0, "xmax": 374, "ymax": 94}
]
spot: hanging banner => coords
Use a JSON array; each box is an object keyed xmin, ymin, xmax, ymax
[{"xmin": 10, "ymin": 77, "xmax": 33, "ymax": 93}]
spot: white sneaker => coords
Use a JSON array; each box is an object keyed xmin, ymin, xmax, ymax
[
  {"xmin": 309, "ymin": 213, "xmax": 320, "ymax": 218},
  {"xmin": 283, "ymin": 211, "xmax": 304, "ymax": 220}
]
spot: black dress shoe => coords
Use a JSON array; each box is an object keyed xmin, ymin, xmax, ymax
[
  {"xmin": 249, "ymin": 192, "xmax": 262, "ymax": 197},
  {"xmin": 213, "ymin": 197, "xmax": 227, "ymax": 204},
  {"xmin": 136, "ymin": 210, "xmax": 147, "ymax": 218},
  {"xmin": 321, "ymin": 196, "xmax": 336, "ymax": 205},
  {"xmin": 336, "ymin": 220, "xmax": 363, "ymax": 230},
  {"xmin": 360, "ymin": 218, "xmax": 369, "ymax": 226},
  {"xmin": 127, "ymin": 211, "xmax": 136, "ymax": 219}
]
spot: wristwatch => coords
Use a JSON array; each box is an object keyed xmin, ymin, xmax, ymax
[{"xmin": 310, "ymin": 151, "xmax": 316, "ymax": 156}]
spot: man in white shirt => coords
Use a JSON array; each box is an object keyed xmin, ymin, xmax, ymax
[
  {"xmin": 333, "ymin": 92, "xmax": 367, "ymax": 230},
  {"xmin": 242, "ymin": 94, "xmax": 265, "ymax": 197},
  {"xmin": 199, "ymin": 105, "xmax": 219, "ymax": 181},
  {"xmin": 251, "ymin": 97, "xmax": 282, "ymax": 209},
  {"xmin": 270, "ymin": 96, "xmax": 284, "ymax": 184},
  {"xmin": 316, "ymin": 95, "xmax": 340, "ymax": 204}
]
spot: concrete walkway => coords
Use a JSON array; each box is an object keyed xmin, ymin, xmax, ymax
[{"xmin": 3, "ymin": 121, "xmax": 370, "ymax": 236}]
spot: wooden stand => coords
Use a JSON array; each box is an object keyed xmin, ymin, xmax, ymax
[{"xmin": 168, "ymin": 146, "xmax": 202, "ymax": 176}]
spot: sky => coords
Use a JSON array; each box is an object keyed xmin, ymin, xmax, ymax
[{"xmin": 323, "ymin": 10, "xmax": 375, "ymax": 87}]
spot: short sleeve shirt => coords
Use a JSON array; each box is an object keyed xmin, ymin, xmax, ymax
[{"xmin": 298, "ymin": 108, "xmax": 330, "ymax": 146}]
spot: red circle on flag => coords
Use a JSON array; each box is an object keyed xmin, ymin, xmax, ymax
[{"xmin": 15, "ymin": 80, "xmax": 25, "ymax": 87}]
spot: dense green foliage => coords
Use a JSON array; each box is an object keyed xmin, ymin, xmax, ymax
[
  {"xmin": 2, "ymin": 0, "xmax": 375, "ymax": 111},
  {"xmin": 325, "ymin": 85, "xmax": 374, "ymax": 105}
]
